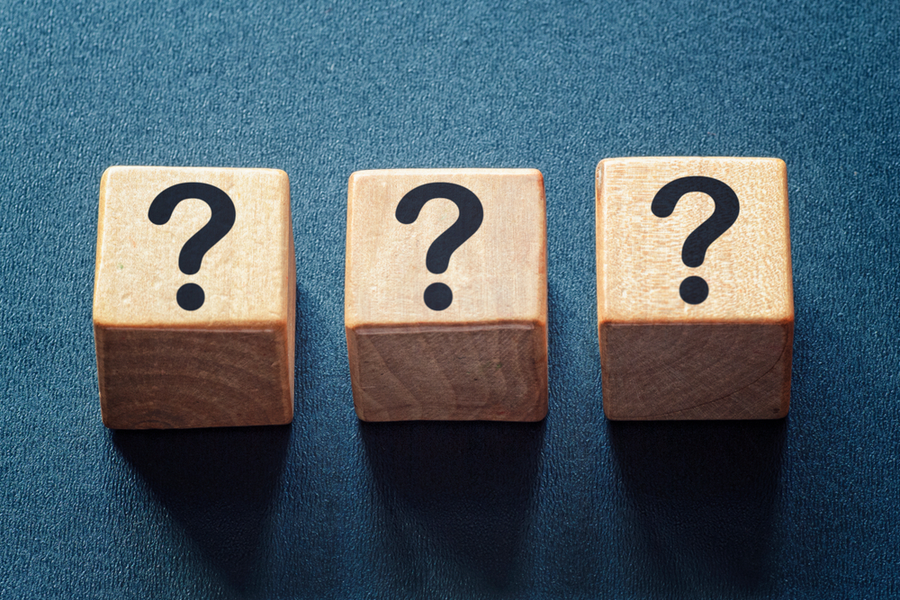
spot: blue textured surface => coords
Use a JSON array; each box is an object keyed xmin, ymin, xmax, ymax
[{"xmin": 1, "ymin": 1, "xmax": 899, "ymax": 598}]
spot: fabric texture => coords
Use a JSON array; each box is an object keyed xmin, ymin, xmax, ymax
[{"xmin": 1, "ymin": 1, "xmax": 898, "ymax": 598}]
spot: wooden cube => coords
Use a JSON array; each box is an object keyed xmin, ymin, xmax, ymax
[
  {"xmin": 93, "ymin": 166, "xmax": 295, "ymax": 429},
  {"xmin": 596, "ymin": 157, "xmax": 794, "ymax": 420},
  {"xmin": 345, "ymin": 169, "xmax": 548, "ymax": 422}
]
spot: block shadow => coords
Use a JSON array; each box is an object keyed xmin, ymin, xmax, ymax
[
  {"xmin": 113, "ymin": 425, "xmax": 289, "ymax": 595},
  {"xmin": 360, "ymin": 419, "xmax": 544, "ymax": 595},
  {"xmin": 608, "ymin": 418, "xmax": 786, "ymax": 597}
]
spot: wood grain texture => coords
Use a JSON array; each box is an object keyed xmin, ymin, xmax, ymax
[
  {"xmin": 345, "ymin": 169, "xmax": 547, "ymax": 422},
  {"xmin": 596, "ymin": 157, "xmax": 794, "ymax": 420},
  {"xmin": 93, "ymin": 166, "xmax": 295, "ymax": 429}
]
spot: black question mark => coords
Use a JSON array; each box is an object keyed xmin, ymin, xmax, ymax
[
  {"xmin": 651, "ymin": 176, "xmax": 739, "ymax": 305},
  {"xmin": 396, "ymin": 182, "xmax": 484, "ymax": 311},
  {"xmin": 148, "ymin": 182, "xmax": 236, "ymax": 311}
]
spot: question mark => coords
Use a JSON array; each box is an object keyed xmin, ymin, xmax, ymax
[
  {"xmin": 651, "ymin": 176, "xmax": 739, "ymax": 305},
  {"xmin": 148, "ymin": 182, "xmax": 236, "ymax": 311},
  {"xmin": 395, "ymin": 182, "xmax": 484, "ymax": 311}
]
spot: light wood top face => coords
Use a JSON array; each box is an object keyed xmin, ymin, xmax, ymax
[
  {"xmin": 94, "ymin": 166, "xmax": 293, "ymax": 328},
  {"xmin": 346, "ymin": 169, "xmax": 547, "ymax": 329},
  {"xmin": 597, "ymin": 157, "xmax": 793, "ymax": 324}
]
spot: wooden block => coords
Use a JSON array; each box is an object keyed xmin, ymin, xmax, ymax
[
  {"xmin": 93, "ymin": 166, "xmax": 295, "ymax": 429},
  {"xmin": 345, "ymin": 169, "xmax": 548, "ymax": 422},
  {"xmin": 596, "ymin": 157, "xmax": 794, "ymax": 420}
]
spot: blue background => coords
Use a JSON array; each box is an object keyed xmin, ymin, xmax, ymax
[{"xmin": 2, "ymin": 1, "xmax": 898, "ymax": 598}]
